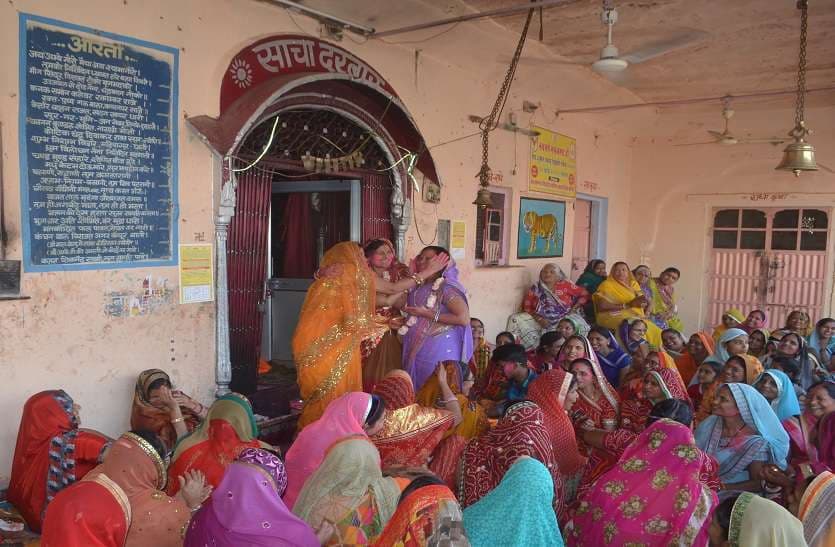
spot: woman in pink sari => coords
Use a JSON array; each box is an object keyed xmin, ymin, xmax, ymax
[
  {"xmin": 282, "ymin": 392, "xmax": 386, "ymax": 508},
  {"xmin": 568, "ymin": 419, "xmax": 717, "ymax": 547}
]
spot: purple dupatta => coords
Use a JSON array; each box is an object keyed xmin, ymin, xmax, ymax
[
  {"xmin": 402, "ymin": 262, "xmax": 474, "ymax": 391},
  {"xmin": 184, "ymin": 460, "xmax": 318, "ymax": 547}
]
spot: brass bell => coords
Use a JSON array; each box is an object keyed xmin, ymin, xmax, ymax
[
  {"xmin": 775, "ymin": 136, "xmax": 818, "ymax": 178},
  {"xmin": 472, "ymin": 187, "xmax": 492, "ymax": 208}
]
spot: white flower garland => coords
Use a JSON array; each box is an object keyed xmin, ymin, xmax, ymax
[{"xmin": 398, "ymin": 277, "xmax": 445, "ymax": 336}]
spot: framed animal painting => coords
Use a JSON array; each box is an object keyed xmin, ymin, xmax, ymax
[{"xmin": 517, "ymin": 197, "xmax": 565, "ymax": 259}]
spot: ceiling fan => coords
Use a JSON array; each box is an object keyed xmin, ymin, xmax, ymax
[
  {"xmin": 675, "ymin": 100, "xmax": 789, "ymax": 147},
  {"xmin": 591, "ymin": 0, "xmax": 706, "ymax": 75},
  {"xmin": 497, "ymin": 1, "xmax": 706, "ymax": 77}
]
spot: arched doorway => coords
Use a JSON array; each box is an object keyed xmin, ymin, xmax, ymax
[{"xmin": 187, "ymin": 35, "xmax": 441, "ymax": 396}]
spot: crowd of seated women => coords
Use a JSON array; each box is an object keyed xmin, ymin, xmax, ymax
[{"xmin": 4, "ymin": 256, "xmax": 835, "ymax": 546}]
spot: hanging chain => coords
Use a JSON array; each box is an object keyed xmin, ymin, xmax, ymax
[
  {"xmin": 477, "ymin": 7, "xmax": 536, "ymax": 186},
  {"xmin": 794, "ymin": 0, "xmax": 809, "ymax": 128}
]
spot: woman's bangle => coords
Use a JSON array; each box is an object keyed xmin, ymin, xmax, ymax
[
  {"xmin": 171, "ymin": 417, "xmax": 185, "ymax": 424},
  {"xmin": 441, "ymin": 397, "xmax": 457, "ymax": 404},
  {"xmin": 433, "ymin": 307, "xmax": 442, "ymax": 323},
  {"xmin": 410, "ymin": 273, "xmax": 424, "ymax": 286}
]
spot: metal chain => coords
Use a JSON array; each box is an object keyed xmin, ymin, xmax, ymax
[
  {"xmin": 478, "ymin": 7, "xmax": 536, "ymax": 185},
  {"xmin": 795, "ymin": 0, "xmax": 808, "ymax": 128}
]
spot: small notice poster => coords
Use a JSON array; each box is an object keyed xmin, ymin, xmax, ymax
[
  {"xmin": 19, "ymin": 14, "xmax": 179, "ymax": 271},
  {"xmin": 450, "ymin": 220, "xmax": 466, "ymax": 260},
  {"xmin": 529, "ymin": 126, "xmax": 577, "ymax": 198},
  {"xmin": 179, "ymin": 244, "xmax": 213, "ymax": 304}
]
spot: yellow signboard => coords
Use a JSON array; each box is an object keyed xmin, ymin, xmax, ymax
[
  {"xmin": 529, "ymin": 126, "xmax": 577, "ymax": 198},
  {"xmin": 450, "ymin": 220, "xmax": 466, "ymax": 260},
  {"xmin": 179, "ymin": 244, "xmax": 214, "ymax": 304}
]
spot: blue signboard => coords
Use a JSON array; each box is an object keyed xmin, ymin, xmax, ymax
[{"xmin": 19, "ymin": 14, "xmax": 179, "ymax": 271}]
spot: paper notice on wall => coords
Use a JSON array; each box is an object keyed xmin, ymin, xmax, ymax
[
  {"xmin": 450, "ymin": 220, "xmax": 466, "ymax": 260},
  {"xmin": 179, "ymin": 244, "xmax": 214, "ymax": 304}
]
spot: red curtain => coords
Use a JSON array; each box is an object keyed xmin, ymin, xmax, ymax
[
  {"xmin": 361, "ymin": 173, "xmax": 393, "ymax": 243},
  {"xmin": 227, "ymin": 169, "xmax": 271, "ymax": 394},
  {"xmin": 281, "ymin": 193, "xmax": 316, "ymax": 278},
  {"xmin": 319, "ymin": 191, "xmax": 351, "ymax": 252}
]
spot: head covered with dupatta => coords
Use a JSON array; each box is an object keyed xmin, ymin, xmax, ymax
[
  {"xmin": 184, "ymin": 447, "xmax": 318, "ymax": 547},
  {"xmin": 168, "ymin": 393, "xmax": 266, "ymax": 494},
  {"xmin": 570, "ymin": 419, "xmax": 717, "ymax": 547},
  {"xmin": 283, "ymin": 392, "xmax": 372, "ymax": 508},
  {"xmin": 292, "ymin": 437, "xmax": 400, "ymax": 544},
  {"xmin": 526, "ymin": 368, "xmax": 587, "ymax": 475},
  {"xmin": 459, "ymin": 401, "xmax": 559, "ymax": 513},
  {"xmin": 293, "ymin": 242, "xmax": 377, "ymax": 427},
  {"xmin": 463, "ymin": 457, "xmax": 562, "ymax": 547}
]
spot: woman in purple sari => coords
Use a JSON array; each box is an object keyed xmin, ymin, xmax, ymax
[
  {"xmin": 184, "ymin": 448, "xmax": 318, "ymax": 547},
  {"xmin": 401, "ymin": 246, "xmax": 473, "ymax": 391}
]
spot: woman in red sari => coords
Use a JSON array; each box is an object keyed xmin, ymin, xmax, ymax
[
  {"xmin": 42, "ymin": 430, "xmax": 210, "ymax": 547},
  {"xmin": 361, "ymin": 239, "xmax": 410, "ymax": 392},
  {"xmin": 527, "ymin": 368, "xmax": 585, "ymax": 511},
  {"xmin": 619, "ymin": 364, "xmax": 691, "ymax": 434},
  {"xmin": 167, "ymin": 393, "xmax": 269, "ymax": 495},
  {"xmin": 370, "ymin": 370, "xmax": 455, "ymax": 467},
  {"xmin": 458, "ymin": 401, "xmax": 562, "ymax": 518},
  {"xmin": 8, "ymin": 390, "xmax": 110, "ymax": 532},
  {"xmin": 569, "ymin": 352, "xmax": 621, "ymax": 496}
]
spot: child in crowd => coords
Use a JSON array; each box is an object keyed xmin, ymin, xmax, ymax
[{"xmin": 687, "ymin": 361, "xmax": 722, "ymax": 409}]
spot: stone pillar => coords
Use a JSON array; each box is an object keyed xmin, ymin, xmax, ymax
[
  {"xmin": 390, "ymin": 169, "xmax": 411, "ymax": 262},
  {"xmin": 215, "ymin": 157, "xmax": 237, "ymax": 397}
]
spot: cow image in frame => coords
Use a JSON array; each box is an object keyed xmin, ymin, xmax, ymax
[{"xmin": 517, "ymin": 197, "xmax": 565, "ymax": 259}]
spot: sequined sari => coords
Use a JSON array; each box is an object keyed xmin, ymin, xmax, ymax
[
  {"xmin": 370, "ymin": 371, "xmax": 455, "ymax": 467},
  {"xmin": 293, "ymin": 242, "xmax": 377, "ymax": 427}
]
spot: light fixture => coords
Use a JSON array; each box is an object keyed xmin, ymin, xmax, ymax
[{"xmin": 776, "ymin": 0, "xmax": 818, "ymax": 176}]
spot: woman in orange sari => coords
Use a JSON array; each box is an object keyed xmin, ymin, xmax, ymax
[
  {"xmin": 294, "ymin": 242, "xmax": 448, "ymax": 427},
  {"xmin": 42, "ymin": 430, "xmax": 211, "ymax": 547},
  {"xmin": 167, "ymin": 393, "xmax": 269, "ymax": 495},
  {"xmin": 8, "ymin": 390, "xmax": 110, "ymax": 532},
  {"xmin": 373, "ymin": 477, "xmax": 465, "ymax": 546},
  {"xmin": 674, "ymin": 331, "xmax": 715, "ymax": 385},
  {"xmin": 370, "ymin": 370, "xmax": 455, "ymax": 467}
]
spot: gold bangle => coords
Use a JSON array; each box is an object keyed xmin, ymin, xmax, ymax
[{"xmin": 411, "ymin": 273, "xmax": 424, "ymax": 286}]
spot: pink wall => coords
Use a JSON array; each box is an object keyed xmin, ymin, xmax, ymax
[
  {"xmin": 0, "ymin": 0, "xmax": 643, "ymax": 479},
  {"xmin": 626, "ymin": 102, "xmax": 835, "ymax": 332}
]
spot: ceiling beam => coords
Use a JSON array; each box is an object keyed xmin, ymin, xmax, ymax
[{"xmin": 373, "ymin": 0, "xmax": 582, "ymax": 38}]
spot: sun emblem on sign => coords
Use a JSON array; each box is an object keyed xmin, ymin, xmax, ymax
[{"xmin": 230, "ymin": 58, "xmax": 253, "ymax": 88}]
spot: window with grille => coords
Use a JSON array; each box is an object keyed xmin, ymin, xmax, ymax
[
  {"xmin": 711, "ymin": 208, "xmax": 828, "ymax": 251},
  {"xmin": 475, "ymin": 188, "xmax": 510, "ymax": 266}
]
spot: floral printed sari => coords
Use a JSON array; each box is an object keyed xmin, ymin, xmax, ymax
[{"xmin": 570, "ymin": 419, "xmax": 717, "ymax": 547}]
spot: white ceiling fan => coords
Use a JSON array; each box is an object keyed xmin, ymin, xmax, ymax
[
  {"xmin": 496, "ymin": 1, "xmax": 706, "ymax": 77},
  {"xmin": 675, "ymin": 100, "xmax": 789, "ymax": 147},
  {"xmin": 591, "ymin": 0, "xmax": 706, "ymax": 75}
]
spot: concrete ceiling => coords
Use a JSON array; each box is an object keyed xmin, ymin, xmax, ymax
[
  {"xmin": 295, "ymin": 0, "xmax": 835, "ymax": 105},
  {"xmin": 466, "ymin": 0, "xmax": 835, "ymax": 102}
]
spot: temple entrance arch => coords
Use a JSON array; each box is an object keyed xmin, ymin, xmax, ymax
[{"xmin": 187, "ymin": 35, "xmax": 441, "ymax": 395}]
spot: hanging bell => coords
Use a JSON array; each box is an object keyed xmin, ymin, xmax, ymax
[
  {"xmin": 472, "ymin": 186, "xmax": 492, "ymax": 208},
  {"xmin": 776, "ymin": 125, "xmax": 818, "ymax": 177}
]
